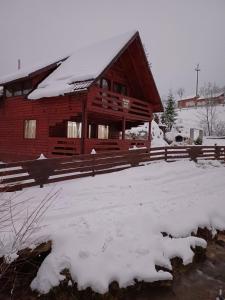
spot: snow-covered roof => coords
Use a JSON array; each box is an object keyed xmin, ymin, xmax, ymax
[
  {"xmin": 178, "ymin": 92, "xmax": 224, "ymax": 102},
  {"xmin": 28, "ymin": 31, "xmax": 137, "ymax": 100},
  {"xmin": 0, "ymin": 31, "xmax": 138, "ymax": 100},
  {"xmin": 0, "ymin": 55, "xmax": 68, "ymax": 86},
  {"xmin": 198, "ymin": 92, "xmax": 224, "ymax": 99}
]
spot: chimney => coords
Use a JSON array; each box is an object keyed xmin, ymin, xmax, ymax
[{"xmin": 18, "ymin": 59, "xmax": 21, "ymax": 70}]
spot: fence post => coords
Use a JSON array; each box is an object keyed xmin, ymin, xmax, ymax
[
  {"xmin": 165, "ymin": 147, "xmax": 168, "ymax": 161},
  {"xmin": 214, "ymin": 144, "xmax": 220, "ymax": 160},
  {"xmin": 91, "ymin": 149, "xmax": 96, "ymax": 176}
]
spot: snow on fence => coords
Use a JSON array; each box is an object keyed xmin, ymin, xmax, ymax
[{"xmin": 0, "ymin": 145, "xmax": 224, "ymax": 192}]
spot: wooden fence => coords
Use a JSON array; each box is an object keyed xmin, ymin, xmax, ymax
[{"xmin": 0, "ymin": 145, "xmax": 224, "ymax": 192}]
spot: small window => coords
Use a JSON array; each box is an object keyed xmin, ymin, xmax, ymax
[
  {"xmin": 5, "ymin": 86, "xmax": 13, "ymax": 97},
  {"xmin": 5, "ymin": 80, "xmax": 33, "ymax": 97},
  {"xmin": 98, "ymin": 125, "xmax": 109, "ymax": 139},
  {"xmin": 101, "ymin": 78, "xmax": 110, "ymax": 90},
  {"xmin": 24, "ymin": 120, "xmax": 36, "ymax": 139},
  {"xmin": 13, "ymin": 82, "xmax": 23, "ymax": 96},
  {"xmin": 67, "ymin": 121, "xmax": 82, "ymax": 138},
  {"xmin": 113, "ymin": 82, "xmax": 127, "ymax": 95},
  {"xmin": 23, "ymin": 80, "xmax": 32, "ymax": 95}
]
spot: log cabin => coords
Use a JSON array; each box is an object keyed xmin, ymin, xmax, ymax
[{"xmin": 0, "ymin": 31, "xmax": 163, "ymax": 162}]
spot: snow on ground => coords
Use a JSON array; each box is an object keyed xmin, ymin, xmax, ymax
[
  {"xmin": 203, "ymin": 137, "xmax": 225, "ymax": 146},
  {"xmin": 1, "ymin": 159, "xmax": 225, "ymax": 294},
  {"xmin": 176, "ymin": 105, "xmax": 225, "ymax": 132},
  {"xmin": 167, "ymin": 105, "xmax": 225, "ymax": 145}
]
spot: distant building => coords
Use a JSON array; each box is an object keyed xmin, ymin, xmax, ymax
[{"xmin": 178, "ymin": 92, "xmax": 224, "ymax": 109}]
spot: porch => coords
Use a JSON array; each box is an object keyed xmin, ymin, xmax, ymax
[
  {"xmin": 48, "ymin": 137, "xmax": 150, "ymax": 157},
  {"xmin": 47, "ymin": 86, "xmax": 152, "ymax": 157}
]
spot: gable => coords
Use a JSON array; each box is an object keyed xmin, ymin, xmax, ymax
[{"xmin": 94, "ymin": 34, "xmax": 163, "ymax": 112}]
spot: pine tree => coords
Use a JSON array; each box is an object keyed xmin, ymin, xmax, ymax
[{"xmin": 164, "ymin": 92, "xmax": 177, "ymax": 131}]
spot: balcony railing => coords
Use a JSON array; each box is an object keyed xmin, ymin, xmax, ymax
[
  {"xmin": 88, "ymin": 87, "xmax": 152, "ymax": 120},
  {"xmin": 84, "ymin": 138, "xmax": 149, "ymax": 153}
]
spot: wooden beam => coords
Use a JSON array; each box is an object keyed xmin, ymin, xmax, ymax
[
  {"xmin": 148, "ymin": 121, "xmax": 152, "ymax": 150},
  {"xmin": 122, "ymin": 117, "xmax": 126, "ymax": 140},
  {"xmin": 81, "ymin": 99, "xmax": 88, "ymax": 154}
]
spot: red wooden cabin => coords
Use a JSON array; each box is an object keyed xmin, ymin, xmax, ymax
[{"xmin": 0, "ymin": 31, "xmax": 163, "ymax": 162}]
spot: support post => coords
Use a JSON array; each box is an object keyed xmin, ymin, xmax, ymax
[
  {"xmin": 165, "ymin": 147, "xmax": 168, "ymax": 161},
  {"xmin": 81, "ymin": 99, "xmax": 88, "ymax": 154},
  {"xmin": 122, "ymin": 117, "xmax": 126, "ymax": 140},
  {"xmin": 148, "ymin": 121, "xmax": 152, "ymax": 151}
]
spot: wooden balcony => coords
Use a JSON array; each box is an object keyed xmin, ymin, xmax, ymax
[{"xmin": 88, "ymin": 87, "xmax": 152, "ymax": 121}]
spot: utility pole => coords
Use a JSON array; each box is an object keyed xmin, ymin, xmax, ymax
[{"xmin": 195, "ymin": 63, "xmax": 200, "ymax": 97}]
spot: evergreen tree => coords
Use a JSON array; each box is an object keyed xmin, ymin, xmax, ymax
[{"xmin": 164, "ymin": 92, "xmax": 177, "ymax": 130}]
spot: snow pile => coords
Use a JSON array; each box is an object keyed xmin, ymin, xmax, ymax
[
  {"xmin": 151, "ymin": 121, "xmax": 167, "ymax": 147},
  {"xmin": 126, "ymin": 120, "xmax": 167, "ymax": 147},
  {"xmin": 1, "ymin": 160, "xmax": 225, "ymax": 294},
  {"xmin": 28, "ymin": 31, "xmax": 136, "ymax": 99}
]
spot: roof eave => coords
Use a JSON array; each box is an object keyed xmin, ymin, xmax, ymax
[{"xmin": 0, "ymin": 57, "xmax": 68, "ymax": 86}]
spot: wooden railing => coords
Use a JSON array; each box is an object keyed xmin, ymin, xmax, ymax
[
  {"xmin": 84, "ymin": 139, "xmax": 149, "ymax": 153},
  {"xmin": 0, "ymin": 145, "xmax": 224, "ymax": 192},
  {"xmin": 88, "ymin": 87, "xmax": 152, "ymax": 121},
  {"xmin": 49, "ymin": 138, "xmax": 81, "ymax": 156}
]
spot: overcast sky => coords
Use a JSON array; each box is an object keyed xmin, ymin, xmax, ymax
[{"xmin": 0, "ymin": 0, "xmax": 224, "ymax": 99}]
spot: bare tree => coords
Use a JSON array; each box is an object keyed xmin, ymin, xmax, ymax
[
  {"xmin": 214, "ymin": 121, "xmax": 225, "ymax": 136},
  {"xmin": 199, "ymin": 83, "xmax": 218, "ymax": 136},
  {"xmin": 0, "ymin": 187, "xmax": 59, "ymax": 295}
]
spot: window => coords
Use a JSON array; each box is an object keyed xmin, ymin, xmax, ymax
[
  {"xmin": 24, "ymin": 120, "xmax": 36, "ymax": 139},
  {"xmin": 5, "ymin": 80, "xmax": 33, "ymax": 98},
  {"xmin": 5, "ymin": 86, "xmax": 13, "ymax": 97},
  {"xmin": 23, "ymin": 80, "xmax": 32, "ymax": 95},
  {"xmin": 67, "ymin": 121, "xmax": 82, "ymax": 138},
  {"xmin": 113, "ymin": 82, "xmax": 127, "ymax": 96},
  {"xmin": 99, "ymin": 78, "xmax": 110, "ymax": 109},
  {"xmin": 101, "ymin": 78, "xmax": 110, "ymax": 90},
  {"xmin": 98, "ymin": 125, "xmax": 109, "ymax": 139},
  {"xmin": 96, "ymin": 78, "xmax": 110, "ymax": 90},
  {"xmin": 13, "ymin": 82, "xmax": 22, "ymax": 96}
]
